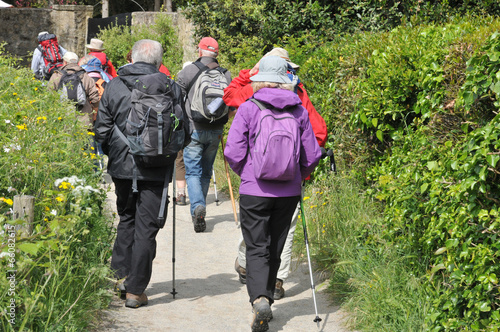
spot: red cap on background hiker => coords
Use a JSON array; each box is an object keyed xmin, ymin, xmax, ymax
[{"xmin": 198, "ymin": 37, "xmax": 219, "ymax": 54}]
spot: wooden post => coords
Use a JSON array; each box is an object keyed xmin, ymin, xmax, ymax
[
  {"xmin": 102, "ymin": 0, "xmax": 109, "ymax": 18},
  {"xmin": 13, "ymin": 195, "xmax": 35, "ymax": 238},
  {"xmin": 164, "ymin": 0, "xmax": 172, "ymax": 12}
]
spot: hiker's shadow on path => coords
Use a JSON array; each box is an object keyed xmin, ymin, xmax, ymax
[
  {"xmin": 272, "ymin": 298, "xmax": 334, "ymax": 332},
  {"xmin": 205, "ymin": 212, "xmax": 239, "ymax": 232},
  {"xmin": 147, "ymin": 272, "xmax": 244, "ymax": 304}
]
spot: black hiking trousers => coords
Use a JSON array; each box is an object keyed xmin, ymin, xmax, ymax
[
  {"xmin": 110, "ymin": 177, "xmax": 168, "ymax": 295},
  {"xmin": 239, "ymin": 194, "xmax": 300, "ymax": 305}
]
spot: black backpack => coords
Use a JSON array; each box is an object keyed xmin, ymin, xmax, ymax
[
  {"xmin": 124, "ymin": 72, "xmax": 185, "ymax": 168},
  {"xmin": 57, "ymin": 69, "xmax": 87, "ymax": 108}
]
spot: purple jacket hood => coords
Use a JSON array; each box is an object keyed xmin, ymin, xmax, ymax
[{"xmin": 252, "ymin": 87, "xmax": 302, "ymax": 110}]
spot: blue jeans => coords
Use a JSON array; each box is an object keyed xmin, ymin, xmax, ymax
[{"xmin": 183, "ymin": 129, "xmax": 223, "ymax": 216}]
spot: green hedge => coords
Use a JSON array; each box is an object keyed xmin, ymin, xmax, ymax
[{"xmin": 0, "ymin": 46, "xmax": 114, "ymax": 331}]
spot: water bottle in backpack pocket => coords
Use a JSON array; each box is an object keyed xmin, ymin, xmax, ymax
[
  {"xmin": 250, "ymin": 98, "xmax": 301, "ymax": 181},
  {"xmin": 126, "ymin": 73, "xmax": 185, "ymax": 168},
  {"xmin": 57, "ymin": 69, "xmax": 87, "ymax": 107}
]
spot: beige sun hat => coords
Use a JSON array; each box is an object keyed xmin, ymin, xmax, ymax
[
  {"xmin": 263, "ymin": 47, "xmax": 299, "ymax": 69},
  {"xmin": 85, "ymin": 38, "xmax": 105, "ymax": 51}
]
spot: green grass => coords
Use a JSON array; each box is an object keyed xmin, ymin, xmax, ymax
[{"xmin": 293, "ymin": 172, "xmax": 430, "ymax": 332}]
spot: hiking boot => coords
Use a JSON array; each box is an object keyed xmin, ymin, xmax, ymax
[
  {"xmin": 273, "ymin": 279, "xmax": 285, "ymax": 300},
  {"xmin": 251, "ymin": 297, "xmax": 272, "ymax": 332},
  {"xmin": 125, "ymin": 292, "xmax": 148, "ymax": 308},
  {"xmin": 234, "ymin": 258, "xmax": 247, "ymax": 284},
  {"xmin": 114, "ymin": 280, "xmax": 127, "ymax": 300},
  {"xmin": 176, "ymin": 193, "xmax": 187, "ymax": 206},
  {"xmin": 192, "ymin": 205, "xmax": 206, "ymax": 233}
]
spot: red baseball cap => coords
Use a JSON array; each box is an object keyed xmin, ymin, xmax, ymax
[{"xmin": 198, "ymin": 37, "xmax": 219, "ymax": 53}]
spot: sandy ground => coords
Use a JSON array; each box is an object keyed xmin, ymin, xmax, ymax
[{"xmin": 96, "ymin": 177, "xmax": 355, "ymax": 332}]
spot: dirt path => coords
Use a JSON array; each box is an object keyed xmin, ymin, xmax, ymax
[{"xmin": 97, "ymin": 181, "xmax": 354, "ymax": 332}]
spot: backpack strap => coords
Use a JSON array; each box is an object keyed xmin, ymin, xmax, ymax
[
  {"xmin": 113, "ymin": 124, "xmax": 139, "ymax": 193},
  {"xmin": 185, "ymin": 60, "xmax": 209, "ymax": 96},
  {"xmin": 249, "ymin": 98, "xmax": 271, "ymax": 111},
  {"xmin": 57, "ymin": 69, "xmax": 69, "ymax": 89}
]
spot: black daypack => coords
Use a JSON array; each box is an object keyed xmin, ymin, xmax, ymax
[
  {"xmin": 57, "ymin": 69, "xmax": 87, "ymax": 107},
  {"xmin": 186, "ymin": 60, "xmax": 229, "ymax": 125},
  {"xmin": 125, "ymin": 72, "xmax": 185, "ymax": 168}
]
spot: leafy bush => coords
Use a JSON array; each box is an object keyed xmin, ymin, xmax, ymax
[
  {"xmin": 0, "ymin": 47, "xmax": 114, "ymax": 331},
  {"xmin": 97, "ymin": 12, "xmax": 183, "ymax": 75}
]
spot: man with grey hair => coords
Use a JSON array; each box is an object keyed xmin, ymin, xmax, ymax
[{"xmin": 95, "ymin": 39, "xmax": 190, "ymax": 308}]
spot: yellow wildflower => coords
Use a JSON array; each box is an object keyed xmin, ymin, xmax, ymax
[
  {"xmin": 56, "ymin": 196, "xmax": 64, "ymax": 202},
  {"xmin": 58, "ymin": 117, "xmax": 62, "ymax": 121},
  {"xmin": 16, "ymin": 124, "xmax": 27, "ymax": 130},
  {"xmin": 310, "ymin": 205, "xmax": 317, "ymax": 209},
  {"xmin": 10, "ymin": 83, "xmax": 14, "ymax": 86},
  {"xmin": 12, "ymin": 92, "xmax": 17, "ymax": 96},
  {"xmin": 4, "ymin": 198, "xmax": 13, "ymax": 205},
  {"xmin": 303, "ymin": 196, "xmax": 310, "ymax": 201},
  {"xmin": 34, "ymin": 87, "xmax": 38, "ymax": 91},
  {"xmin": 87, "ymin": 131, "xmax": 95, "ymax": 136}
]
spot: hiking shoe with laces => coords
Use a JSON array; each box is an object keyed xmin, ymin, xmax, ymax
[
  {"xmin": 273, "ymin": 278, "xmax": 285, "ymax": 300},
  {"xmin": 251, "ymin": 297, "xmax": 272, "ymax": 332},
  {"xmin": 176, "ymin": 194, "xmax": 187, "ymax": 206},
  {"xmin": 234, "ymin": 258, "xmax": 247, "ymax": 284},
  {"xmin": 192, "ymin": 205, "xmax": 206, "ymax": 233},
  {"xmin": 125, "ymin": 292, "xmax": 148, "ymax": 308}
]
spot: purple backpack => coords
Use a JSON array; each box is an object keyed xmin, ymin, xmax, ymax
[{"xmin": 250, "ymin": 98, "xmax": 301, "ymax": 181}]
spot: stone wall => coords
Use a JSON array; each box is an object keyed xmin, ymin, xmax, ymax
[
  {"xmin": 0, "ymin": 5, "xmax": 93, "ymax": 66},
  {"xmin": 0, "ymin": 7, "xmax": 196, "ymax": 67}
]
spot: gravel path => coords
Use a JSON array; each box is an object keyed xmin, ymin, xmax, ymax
[{"xmin": 97, "ymin": 180, "xmax": 354, "ymax": 332}]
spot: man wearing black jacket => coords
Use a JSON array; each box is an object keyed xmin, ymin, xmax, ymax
[{"xmin": 95, "ymin": 39, "xmax": 190, "ymax": 308}]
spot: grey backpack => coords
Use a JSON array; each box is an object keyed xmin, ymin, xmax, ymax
[{"xmin": 187, "ymin": 61, "xmax": 229, "ymax": 125}]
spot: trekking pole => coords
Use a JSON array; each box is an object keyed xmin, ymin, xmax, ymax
[
  {"xmin": 171, "ymin": 165, "xmax": 178, "ymax": 299},
  {"xmin": 220, "ymin": 135, "xmax": 238, "ymax": 225},
  {"xmin": 212, "ymin": 169, "xmax": 220, "ymax": 206},
  {"xmin": 300, "ymin": 193, "xmax": 322, "ymax": 324}
]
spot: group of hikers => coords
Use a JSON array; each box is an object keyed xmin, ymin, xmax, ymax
[{"xmin": 32, "ymin": 32, "xmax": 327, "ymax": 332}]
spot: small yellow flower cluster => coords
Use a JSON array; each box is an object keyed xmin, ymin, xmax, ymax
[
  {"xmin": 16, "ymin": 124, "xmax": 27, "ymax": 130},
  {"xmin": 56, "ymin": 196, "xmax": 64, "ymax": 202},
  {"xmin": 58, "ymin": 182, "xmax": 74, "ymax": 190},
  {"xmin": 36, "ymin": 116, "xmax": 47, "ymax": 123},
  {"xmin": 0, "ymin": 197, "xmax": 14, "ymax": 205}
]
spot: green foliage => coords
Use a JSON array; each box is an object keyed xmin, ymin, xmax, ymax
[
  {"xmin": 0, "ymin": 47, "xmax": 114, "ymax": 331},
  {"xmin": 294, "ymin": 15, "xmax": 500, "ymax": 332},
  {"xmin": 97, "ymin": 12, "xmax": 183, "ymax": 75},
  {"xmin": 457, "ymin": 31, "xmax": 500, "ymax": 122}
]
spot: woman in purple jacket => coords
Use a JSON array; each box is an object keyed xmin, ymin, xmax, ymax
[{"xmin": 224, "ymin": 56, "xmax": 321, "ymax": 332}]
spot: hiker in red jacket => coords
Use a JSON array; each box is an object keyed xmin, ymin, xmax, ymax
[
  {"xmin": 224, "ymin": 47, "xmax": 328, "ymax": 301},
  {"xmin": 86, "ymin": 38, "xmax": 118, "ymax": 78}
]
